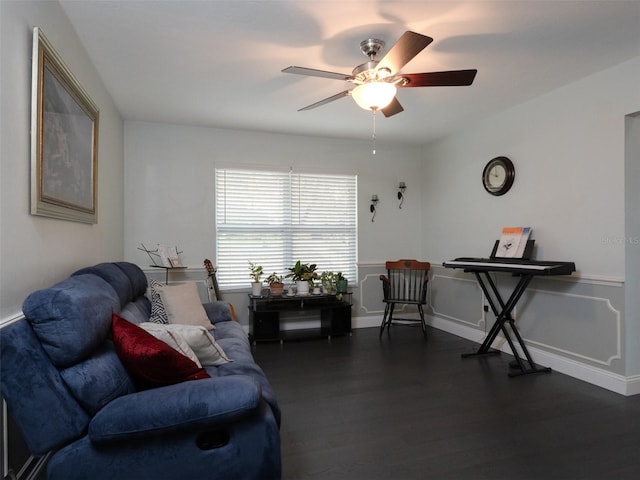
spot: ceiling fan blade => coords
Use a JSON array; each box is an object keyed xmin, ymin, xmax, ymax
[
  {"xmin": 298, "ymin": 90, "xmax": 351, "ymax": 111},
  {"xmin": 376, "ymin": 31, "xmax": 433, "ymax": 75},
  {"xmin": 282, "ymin": 66, "xmax": 352, "ymax": 81},
  {"xmin": 381, "ymin": 97, "xmax": 404, "ymax": 117},
  {"xmin": 399, "ymin": 69, "xmax": 478, "ymax": 87}
]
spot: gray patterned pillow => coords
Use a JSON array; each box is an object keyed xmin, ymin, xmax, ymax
[{"xmin": 149, "ymin": 279, "xmax": 169, "ymax": 324}]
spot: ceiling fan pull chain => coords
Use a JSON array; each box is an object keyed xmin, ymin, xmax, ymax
[{"xmin": 372, "ymin": 109, "xmax": 377, "ymax": 155}]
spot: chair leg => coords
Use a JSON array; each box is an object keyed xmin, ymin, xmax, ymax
[
  {"xmin": 380, "ymin": 304, "xmax": 396, "ymax": 337},
  {"xmin": 383, "ymin": 304, "xmax": 396, "ymax": 336},
  {"xmin": 388, "ymin": 304, "xmax": 395, "ymax": 331},
  {"xmin": 418, "ymin": 304, "xmax": 427, "ymax": 338},
  {"xmin": 379, "ymin": 304, "xmax": 391, "ymax": 337}
]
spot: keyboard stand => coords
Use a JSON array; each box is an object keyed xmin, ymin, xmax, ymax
[{"xmin": 462, "ymin": 270, "xmax": 551, "ymax": 377}]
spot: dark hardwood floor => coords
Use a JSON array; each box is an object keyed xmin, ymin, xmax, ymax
[{"xmin": 252, "ymin": 326, "xmax": 640, "ymax": 480}]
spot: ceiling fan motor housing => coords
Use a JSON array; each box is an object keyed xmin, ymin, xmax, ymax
[
  {"xmin": 352, "ymin": 61, "xmax": 381, "ymax": 82},
  {"xmin": 360, "ymin": 38, "xmax": 385, "ymax": 59}
]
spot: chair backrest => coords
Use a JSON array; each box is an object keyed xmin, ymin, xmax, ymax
[{"xmin": 380, "ymin": 259, "xmax": 430, "ymax": 304}]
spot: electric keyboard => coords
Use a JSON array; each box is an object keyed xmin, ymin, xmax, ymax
[{"xmin": 443, "ymin": 258, "xmax": 576, "ymax": 276}]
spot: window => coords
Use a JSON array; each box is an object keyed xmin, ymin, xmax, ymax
[{"xmin": 215, "ymin": 167, "xmax": 357, "ymax": 288}]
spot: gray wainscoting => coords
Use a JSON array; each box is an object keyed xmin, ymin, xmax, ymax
[
  {"xmin": 357, "ymin": 262, "xmax": 637, "ymax": 395},
  {"xmin": 431, "ymin": 264, "xmax": 624, "ymax": 372}
]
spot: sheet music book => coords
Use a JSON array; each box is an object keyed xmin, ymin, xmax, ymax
[
  {"xmin": 496, "ymin": 227, "xmax": 531, "ymax": 258},
  {"xmin": 157, "ymin": 244, "xmax": 183, "ymax": 268},
  {"xmin": 514, "ymin": 227, "xmax": 531, "ymax": 258}
]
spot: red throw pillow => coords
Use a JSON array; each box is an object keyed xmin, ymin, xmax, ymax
[{"xmin": 112, "ymin": 313, "xmax": 209, "ymax": 390}]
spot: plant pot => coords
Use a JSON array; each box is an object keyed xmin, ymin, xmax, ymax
[
  {"xmin": 269, "ymin": 282, "xmax": 284, "ymax": 296},
  {"xmin": 251, "ymin": 282, "xmax": 263, "ymax": 296},
  {"xmin": 296, "ymin": 280, "xmax": 309, "ymax": 296}
]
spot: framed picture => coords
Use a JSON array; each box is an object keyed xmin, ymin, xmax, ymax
[{"xmin": 31, "ymin": 27, "xmax": 99, "ymax": 224}]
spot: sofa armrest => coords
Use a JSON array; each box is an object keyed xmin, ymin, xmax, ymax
[
  {"xmin": 203, "ymin": 301, "xmax": 234, "ymax": 325},
  {"xmin": 89, "ymin": 375, "xmax": 260, "ymax": 444}
]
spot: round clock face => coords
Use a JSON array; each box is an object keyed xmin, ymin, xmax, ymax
[{"xmin": 482, "ymin": 156, "xmax": 515, "ymax": 196}]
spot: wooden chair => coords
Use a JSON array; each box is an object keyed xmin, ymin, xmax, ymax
[{"xmin": 379, "ymin": 259, "xmax": 431, "ymax": 338}]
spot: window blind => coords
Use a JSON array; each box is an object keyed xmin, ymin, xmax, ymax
[{"xmin": 215, "ymin": 168, "xmax": 357, "ymax": 288}]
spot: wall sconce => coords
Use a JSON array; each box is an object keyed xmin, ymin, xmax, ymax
[
  {"xmin": 397, "ymin": 182, "xmax": 407, "ymax": 209},
  {"xmin": 370, "ymin": 194, "xmax": 379, "ymax": 222}
]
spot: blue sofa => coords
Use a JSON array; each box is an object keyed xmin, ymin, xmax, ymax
[{"xmin": 0, "ymin": 262, "xmax": 281, "ymax": 479}]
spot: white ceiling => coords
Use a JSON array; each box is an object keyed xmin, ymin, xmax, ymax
[{"xmin": 59, "ymin": 0, "xmax": 640, "ymax": 145}]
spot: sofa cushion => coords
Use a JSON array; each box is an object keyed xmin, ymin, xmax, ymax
[
  {"xmin": 203, "ymin": 301, "xmax": 234, "ymax": 324},
  {"xmin": 140, "ymin": 323, "xmax": 230, "ymax": 366},
  {"xmin": 23, "ymin": 274, "xmax": 120, "ymax": 368},
  {"xmin": 72, "ymin": 263, "xmax": 133, "ymax": 307},
  {"xmin": 216, "ymin": 336, "xmax": 281, "ymax": 427},
  {"xmin": 0, "ymin": 319, "xmax": 91, "ymax": 456},
  {"xmin": 155, "ymin": 282, "xmax": 213, "ymax": 329},
  {"xmin": 114, "ymin": 261, "xmax": 148, "ymax": 298},
  {"xmin": 60, "ymin": 344, "xmax": 136, "ymax": 415},
  {"xmin": 212, "ymin": 320, "xmax": 250, "ymax": 348},
  {"xmin": 119, "ymin": 297, "xmax": 152, "ymax": 325},
  {"xmin": 88, "ymin": 376, "xmax": 262, "ymax": 444},
  {"xmin": 112, "ymin": 314, "xmax": 209, "ymax": 390}
]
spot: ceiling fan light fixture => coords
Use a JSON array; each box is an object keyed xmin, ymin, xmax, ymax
[{"xmin": 352, "ymin": 82, "xmax": 397, "ymax": 111}]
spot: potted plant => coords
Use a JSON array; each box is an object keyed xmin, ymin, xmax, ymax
[
  {"xmin": 335, "ymin": 272, "xmax": 348, "ymax": 294},
  {"xmin": 285, "ymin": 260, "xmax": 318, "ymax": 295},
  {"xmin": 265, "ymin": 272, "xmax": 284, "ymax": 296},
  {"xmin": 248, "ymin": 261, "xmax": 264, "ymax": 296},
  {"xmin": 320, "ymin": 271, "xmax": 336, "ymax": 294}
]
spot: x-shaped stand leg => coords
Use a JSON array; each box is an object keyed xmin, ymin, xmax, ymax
[{"xmin": 462, "ymin": 272, "xmax": 551, "ymax": 377}]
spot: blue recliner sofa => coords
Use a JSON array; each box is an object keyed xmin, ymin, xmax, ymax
[{"xmin": 0, "ymin": 262, "xmax": 281, "ymax": 479}]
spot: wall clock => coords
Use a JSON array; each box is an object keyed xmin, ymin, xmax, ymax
[{"xmin": 482, "ymin": 156, "xmax": 515, "ymax": 196}]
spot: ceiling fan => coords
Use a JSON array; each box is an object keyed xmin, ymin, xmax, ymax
[{"xmin": 282, "ymin": 31, "xmax": 477, "ymax": 117}]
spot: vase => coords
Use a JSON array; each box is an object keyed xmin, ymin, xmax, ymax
[
  {"xmin": 296, "ymin": 280, "xmax": 309, "ymax": 295},
  {"xmin": 336, "ymin": 279, "xmax": 348, "ymax": 293},
  {"xmin": 269, "ymin": 282, "xmax": 284, "ymax": 296},
  {"xmin": 251, "ymin": 282, "xmax": 263, "ymax": 296}
]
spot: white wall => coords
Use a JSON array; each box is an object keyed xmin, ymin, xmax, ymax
[
  {"xmin": 421, "ymin": 57, "xmax": 640, "ymax": 278},
  {"xmin": 0, "ymin": 0, "xmax": 125, "ymax": 321},
  {"xmin": 421, "ymin": 57, "xmax": 640, "ymax": 381},
  {"xmin": 123, "ymin": 122, "xmax": 424, "ymax": 268}
]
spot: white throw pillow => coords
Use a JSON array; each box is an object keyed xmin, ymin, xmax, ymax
[
  {"xmin": 154, "ymin": 282, "xmax": 213, "ymax": 330},
  {"xmin": 140, "ymin": 323, "xmax": 230, "ymax": 366},
  {"xmin": 138, "ymin": 322, "xmax": 202, "ymax": 367}
]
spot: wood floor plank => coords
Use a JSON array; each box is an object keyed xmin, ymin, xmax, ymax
[{"xmin": 253, "ymin": 326, "xmax": 640, "ymax": 479}]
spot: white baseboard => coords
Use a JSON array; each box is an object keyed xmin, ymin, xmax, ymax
[
  {"xmin": 426, "ymin": 314, "xmax": 639, "ymax": 396},
  {"xmin": 352, "ymin": 315, "xmax": 381, "ymax": 329}
]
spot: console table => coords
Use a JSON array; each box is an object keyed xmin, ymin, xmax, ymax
[{"xmin": 248, "ymin": 293, "xmax": 352, "ymax": 343}]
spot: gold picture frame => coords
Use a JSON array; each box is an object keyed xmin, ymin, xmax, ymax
[{"xmin": 31, "ymin": 27, "xmax": 99, "ymax": 224}]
